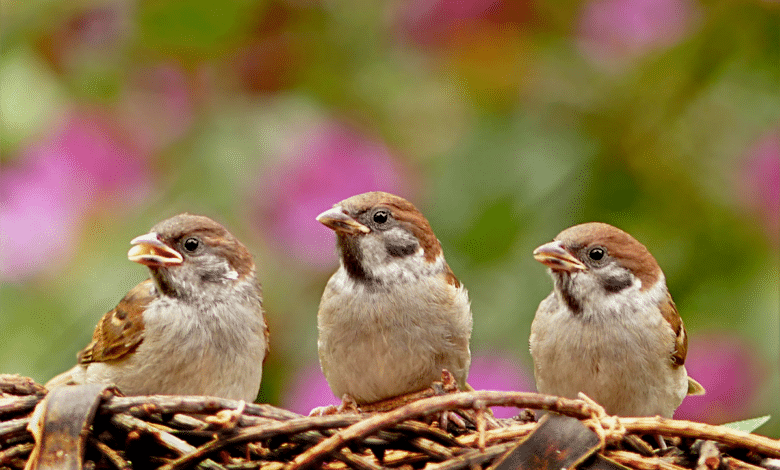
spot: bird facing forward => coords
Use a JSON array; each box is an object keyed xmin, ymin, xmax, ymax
[
  {"xmin": 46, "ymin": 214, "xmax": 268, "ymax": 401},
  {"xmin": 316, "ymin": 192, "xmax": 472, "ymax": 405},
  {"xmin": 530, "ymin": 222, "xmax": 704, "ymax": 417}
]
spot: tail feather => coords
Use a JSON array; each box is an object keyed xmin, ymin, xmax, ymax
[{"xmin": 687, "ymin": 376, "xmax": 706, "ymax": 396}]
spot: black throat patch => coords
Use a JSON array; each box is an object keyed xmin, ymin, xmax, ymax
[
  {"xmin": 555, "ymin": 274, "xmax": 582, "ymax": 315},
  {"xmin": 600, "ymin": 272, "xmax": 633, "ymax": 293},
  {"xmin": 338, "ymin": 234, "xmax": 380, "ymax": 286},
  {"xmin": 149, "ymin": 267, "xmax": 182, "ymax": 299}
]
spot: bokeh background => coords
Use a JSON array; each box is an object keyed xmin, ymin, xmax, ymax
[{"xmin": 1, "ymin": 0, "xmax": 778, "ymax": 436}]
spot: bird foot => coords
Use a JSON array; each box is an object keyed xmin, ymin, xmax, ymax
[{"xmin": 308, "ymin": 394, "xmax": 361, "ymax": 416}]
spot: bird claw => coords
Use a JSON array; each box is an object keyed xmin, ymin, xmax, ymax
[
  {"xmin": 337, "ymin": 394, "xmax": 361, "ymax": 414},
  {"xmin": 308, "ymin": 394, "xmax": 360, "ymax": 416},
  {"xmin": 205, "ymin": 400, "xmax": 246, "ymax": 429}
]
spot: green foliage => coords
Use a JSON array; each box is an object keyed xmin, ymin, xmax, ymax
[{"xmin": 721, "ymin": 416, "xmax": 772, "ymax": 435}]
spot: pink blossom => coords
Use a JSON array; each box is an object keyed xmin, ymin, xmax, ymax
[
  {"xmin": 577, "ymin": 0, "xmax": 700, "ymax": 65},
  {"xmin": 253, "ymin": 121, "xmax": 410, "ymax": 268},
  {"xmin": 465, "ymin": 353, "xmax": 536, "ymax": 418},
  {"xmin": 0, "ymin": 112, "xmax": 149, "ymax": 280},
  {"xmin": 0, "ymin": 156, "xmax": 83, "ymax": 279},
  {"xmin": 675, "ymin": 333, "xmax": 765, "ymax": 424},
  {"xmin": 280, "ymin": 362, "xmax": 340, "ymax": 415}
]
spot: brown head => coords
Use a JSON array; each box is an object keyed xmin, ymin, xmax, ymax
[
  {"xmin": 317, "ymin": 192, "xmax": 454, "ymax": 286},
  {"xmin": 128, "ymin": 213, "xmax": 256, "ymax": 298},
  {"xmin": 534, "ymin": 222, "xmax": 664, "ymax": 312}
]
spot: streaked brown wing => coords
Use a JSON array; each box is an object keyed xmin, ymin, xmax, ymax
[
  {"xmin": 659, "ymin": 291, "xmax": 687, "ymax": 367},
  {"xmin": 77, "ymin": 279, "xmax": 154, "ymax": 364}
]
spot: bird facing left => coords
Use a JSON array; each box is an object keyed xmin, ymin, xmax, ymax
[
  {"xmin": 46, "ymin": 214, "xmax": 269, "ymax": 402},
  {"xmin": 316, "ymin": 191, "xmax": 473, "ymax": 406}
]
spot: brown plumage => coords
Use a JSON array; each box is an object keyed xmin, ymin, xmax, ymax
[
  {"xmin": 530, "ymin": 222, "xmax": 704, "ymax": 418},
  {"xmin": 47, "ymin": 214, "xmax": 268, "ymax": 401}
]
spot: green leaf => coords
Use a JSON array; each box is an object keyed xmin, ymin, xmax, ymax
[{"xmin": 721, "ymin": 416, "xmax": 771, "ymax": 434}]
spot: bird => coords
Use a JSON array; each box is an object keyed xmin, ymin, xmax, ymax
[
  {"xmin": 46, "ymin": 213, "xmax": 268, "ymax": 402},
  {"xmin": 529, "ymin": 222, "xmax": 705, "ymax": 418},
  {"xmin": 316, "ymin": 191, "xmax": 472, "ymax": 406}
]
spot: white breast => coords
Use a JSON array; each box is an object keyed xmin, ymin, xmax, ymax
[
  {"xmin": 529, "ymin": 276, "xmax": 688, "ymax": 417},
  {"xmin": 85, "ymin": 294, "xmax": 267, "ymax": 401},
  {"xmin": 318, "ymin": 265, "xmax": 472, "ymax": 404}
]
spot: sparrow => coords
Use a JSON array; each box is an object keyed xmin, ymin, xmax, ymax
[
  {"xmin": 529, "ymin": 222, "xmax": 705, "ymax": 418},
  {"xmin": 46, "ymin": 214, "xmax": 269, "ymax": 402},
  {"xmin": 316, "ymin": 191, "xmax": 472, "ymax": 405}
]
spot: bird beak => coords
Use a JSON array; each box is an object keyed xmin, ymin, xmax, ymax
[
  {"xmin": 128, "ymin": 232, "xmax": 184, "ymax": 267},
  {"xmin": 316, "ymin": 206, "xmax": 370, "ymax": 235},
  {"xmin": 533, "ymin": 240, "xmax": 587, "ymax": 272}
]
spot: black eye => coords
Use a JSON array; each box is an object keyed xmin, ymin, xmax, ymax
[
  {"xmin": 183, "ymin": 237, "xmax": 200, "ymax": 252},
  {"xmin": 373, "ymin": 210, "xmax": 389, "ymax": 224},
  {"xmin": 588, "ymin": 247, "xmax": 605, "ymax": 261}
]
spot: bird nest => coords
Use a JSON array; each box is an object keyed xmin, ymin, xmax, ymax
[{"xmin": 1, "ymin": 374, "xmax": 778, "ymax": 470}]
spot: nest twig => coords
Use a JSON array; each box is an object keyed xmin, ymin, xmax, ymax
[{"xmin": 1, "ymin": 374, "xmax": 778, "ymax": 470}]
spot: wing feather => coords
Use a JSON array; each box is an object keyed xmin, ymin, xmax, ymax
[{"xmin": 77, "ymin": 280, "xmax": 154, "ymax": 364}]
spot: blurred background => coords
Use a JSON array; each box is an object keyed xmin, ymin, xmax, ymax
[{"xmin": 1, "ymin": 0, "xmax": 778, "ymax": 435}]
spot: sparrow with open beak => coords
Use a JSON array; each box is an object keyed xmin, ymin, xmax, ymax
[
  {"xmin": 316, "ymin": 192, "xmax": 472, "ymax": 405},
  {"xmin": 46, "ymin": 214, "xmax": 268, "ymax": 401},
  {"xmin": 530, "ymin": 222, "xmax": 704, "ymax": 418}
]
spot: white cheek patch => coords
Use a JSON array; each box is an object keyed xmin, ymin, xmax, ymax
[
  {"xmin": 358, "ymin": 235, "xmax": 389, "ymax": 268},
  {"xmin": 576, "ymin": 267, "xmax": 663, "ymax": 321},
  {"xmin": 352, "ymin": 229, "xmax": 448, "ymax": 285},
  {"xmin": 225, "ymin": 270, "xmax": 239, "ymax": 280}
]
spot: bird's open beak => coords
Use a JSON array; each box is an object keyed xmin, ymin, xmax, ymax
[
  {"xmin": 128, "ymin": 232, "xmax": 184, "ymax": 267},
  {"xmin": 533, "ymin": 240, "xmax": 587, "ymax": 272},
  {"xmin": 316, "ymin": 206, "xmax": 370, "ymax": 235}
]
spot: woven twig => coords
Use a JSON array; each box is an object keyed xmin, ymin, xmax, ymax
[{"xmin": 1, "ymin": 375, "xmax": 778, "ymax": 470}]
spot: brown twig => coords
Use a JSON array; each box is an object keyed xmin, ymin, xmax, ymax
[
  {"xmin": 111, "ymin": 413, "xmax": 228, "ymax": 470},
  {"xmin": 103, "ymin": 396, "xmax": 302, "ymax": 421},
  {"xmin": 619, "ymin": 417, "xmax": 780, "ymax": 458},
  {"xmin": 0, "ymin": 442, "xmax": 33, "ymax": 465},
  {"xmin": 455, "ymin": 422, "xmax": 536, "ymax": 447},
  {"xmin": 90, "ymin": 436, "xmax": 132, "ymax": 470},
  {"xmin": 424, "ymin": 442, "xmax": 516, "ymax": 470},
  {"xmin": 0, "ymin": 396, "xmax": 42, "ymax": 418},
  {"xmin": 158, "ymin": 414, "xmax": 366, "ymax": 470},
  {"xmin": 393, "ymin": 420, "xmax": 461, "ymax": 447},
  {"xmin": 0, "ymin": 417, "xmax": 29, "ymax": 441},
  {"xmin": 408, "ymin": 436, "xmax": 455, "ymax": 460},
  {"xmin": 287, "ymin": 391, "xmax": 593, "ymax": 469},
  {"xmin": 332, "ymin": 447, "xmax": 383, "ymax": 470},
  {"xmin": 606, "ymin": 450, "xmax": 688, "ymax": 470},
  {"xmin": 723, "ymin": 457, "xmax": 767, "ymax": 470},
  {"xmin": 4, "ymin": 379, "xmax": 780, "ymax": 470}
]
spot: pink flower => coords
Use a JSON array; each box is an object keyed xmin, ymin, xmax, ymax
[
  {"xmin": 577, "ymin": 0, "xmax": 700, "ymax": 66},
  {"xmin": 739, "ymin": 129, "xmax": 779, "ymax": 246},
  {"xmin": 253, "ymin": 121, "xmax": 411, "ymax": 268},
  {"xmin": 280, "ymin": 362, "xmax": 340, "ymax": 415},
  {"xmin": 0, "ymin": 156, "xmax": 83, "ymax": 279},
  {"xmin": 0, "ymin": 112, "xmax": 149, "ymax": 280},
  {"xmin": 675, "ymin": 333, "xmax": 766, "ymax": 424}
]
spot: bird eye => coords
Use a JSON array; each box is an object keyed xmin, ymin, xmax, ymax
[
  {"xmin": 588, "ymin": 247, "xmax": 605, "ymax": 261},
  {"xmin": 183, "ymin": 237, "xmax": 200, "ymax": 252},
  {"xmin": 373, "ymin": 210, "xmax": 389, "ymax": 224}
]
